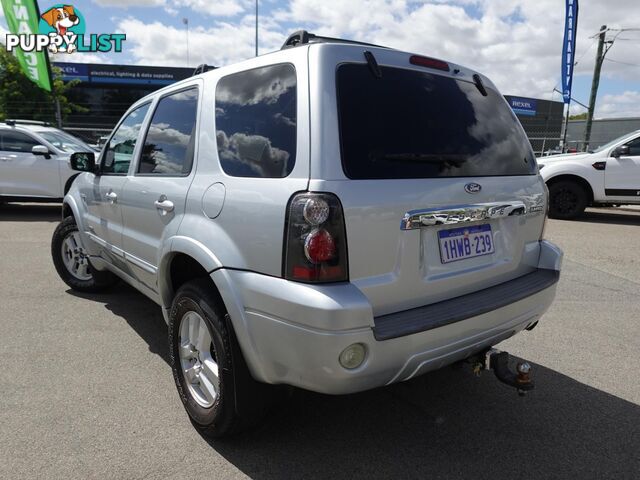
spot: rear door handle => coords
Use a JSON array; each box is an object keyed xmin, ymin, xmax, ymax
[
  {"xmin": 105, "ymin": 191, "xmax": 118, "ymax": 203},
  {"xmin": 154, "ymin": 198, "xmax": 174, "ymax": 214}
]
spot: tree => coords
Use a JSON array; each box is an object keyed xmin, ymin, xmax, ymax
[
  {"xmin": 0, "ymin": 48, "xmax": 86, "ymax": 124},
  {"xmin": 569, "ymin": 113, "xmax": 588, "ymax": 120}
]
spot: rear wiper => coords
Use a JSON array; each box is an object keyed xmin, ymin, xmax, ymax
[
  {"xmin": 371, "ymin": 152, "xmax": 468, "ymax": 163},
  {"xmin": 363, "ymin": 50, "xmax": 382, "ymax": 79},
  {"xmin": 472, "ymin": 74, "xmax": 488, "ymax": 96}
]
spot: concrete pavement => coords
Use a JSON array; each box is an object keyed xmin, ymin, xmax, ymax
[{"xmin": 0, "ymin": 203, "xmax": 638, "ymax": 479}]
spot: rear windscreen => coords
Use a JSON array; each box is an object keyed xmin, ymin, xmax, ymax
[{"xmin": 336, "ymin": 64, "xmax": 536, "ymax": 179}]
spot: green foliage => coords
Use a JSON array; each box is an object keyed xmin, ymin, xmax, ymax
[
  {"xmin": 0, "ymin": 49, "xmax": 87, "ymax": 124},
  {"xmin": 569, "ymin": 113, "xmax": 588, "ymax": 120}
]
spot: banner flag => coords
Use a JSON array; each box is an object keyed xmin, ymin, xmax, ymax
[
  {"xmin": 1, "ymin": 0, "xmax": 53, "ymax": 92},
  {"xmin": 561, "ymin": 0, "xmax": 579, "ymax": 104}
]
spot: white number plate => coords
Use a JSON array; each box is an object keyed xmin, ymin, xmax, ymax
[{"xmin": 438, "ymin": 224, "xmax": 494, "ymax": 264}]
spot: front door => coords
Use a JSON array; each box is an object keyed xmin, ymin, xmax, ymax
[
  {"xmin": 605, "ymin": 136, "xmax": 640, "ymax": 202},
  {"xmin": 120, "ymin": 86, "xmax": 200, "ymax": 291},
  {"xmin": 82, "ymin": 103, "xmax": 151, "ymax": 267},
  {"xmin": 0, "ymin": 130, "xmax": 61, "ymax": 198}
]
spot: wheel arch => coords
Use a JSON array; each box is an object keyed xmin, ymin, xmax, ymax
[
  {"xmin": 545, "ymin": 174, "xmax": 595, "ymax": 204},
  {"xmin": 62, "ymin": 202, "xmax": 73, "ymax": 219},
  {"xmin": 158, "ymin": 246, "xmax": 267, "ymax": 380},
  {"xmin": 61, "ymin": 195, "xmax": 85, "ymax": 228},
  {"xmin": 63, "ymin": 173, "xmax": 81, "ymax": 195},
  {"xmin": 158, "ymin": 237, "xmax": 224, "ymax": 311}
]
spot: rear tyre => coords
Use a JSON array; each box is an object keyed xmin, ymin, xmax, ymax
[
  {"xmin": 169, "ymin": 279, "xmax": 278, "ymax": 438},
  {"xmin": 548, "ymin": 180, "xmax": 588, "ymax": 220},
  {"xmin": 51, "ymin": 216, "xmax": 118, "ymax": 292}
]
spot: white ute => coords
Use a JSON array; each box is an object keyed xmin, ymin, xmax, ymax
[{"xmin": 539, "ymin": 129, "xmax": 640, "ymax": 219}]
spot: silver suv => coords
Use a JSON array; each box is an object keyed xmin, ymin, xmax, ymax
[{"xmin": 51, "ymin": 32, "xmax": 563, "ymax": 437}]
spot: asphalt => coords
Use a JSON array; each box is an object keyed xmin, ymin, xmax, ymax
[{"xmin": 0, "ymin": 204, "xmax": 638, "ymax": 479}]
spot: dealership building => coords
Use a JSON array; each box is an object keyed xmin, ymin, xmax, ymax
[{"xmin": 57, "ymin": 62, "xmax": 565, "ymax": 154}]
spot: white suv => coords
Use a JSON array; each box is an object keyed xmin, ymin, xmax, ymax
[
  {"xmin": 51, "ymin": 31, "xmax": 562, "ymax": 437},
  {"xmin": 539, "ymin": 129, "xmax": 640, "ymax": 219},
  {"xmin": 0, "ymin": 120, "xmax": 93, "ymax": 202}
]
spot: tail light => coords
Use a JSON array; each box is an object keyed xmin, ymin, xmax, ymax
[
  {"xmin": 409, "ymin": 55, "xmax": 450, "ymax": 72},
  {"xmin": 283, "ymin": 192, "xmax": 348, "ymax": 283}
]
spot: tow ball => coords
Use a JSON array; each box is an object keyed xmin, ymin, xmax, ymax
[{"xmin": 470, "ymin": 349, "xmax": 534, "ymax": 396}]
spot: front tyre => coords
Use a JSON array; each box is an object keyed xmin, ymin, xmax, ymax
[
  {"xmin": 548, "ymin": 180, "xmax": 588, "ymax": 220},
  {"xmin": 51, "ymin": 216, "xmax": 117, "ymax": 292},
  {"xmin": 169, "ymin": 279, "xmax": 273, "ymax": 437}
]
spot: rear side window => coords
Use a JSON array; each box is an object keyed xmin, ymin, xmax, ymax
[
  {"xmin": 336, "ymin": 64, "xmax": 536, "ymax": 179},
  {"xmin": 215, "ymin": 64, "xmax": 296, "ymax": 178},
  {"xmin": 1, "ymin": 131, "xmax": 39, "ymax": 153},
  {"xmin": 138, "ymin": 87, "xmax": 199, "ymax": 175}
]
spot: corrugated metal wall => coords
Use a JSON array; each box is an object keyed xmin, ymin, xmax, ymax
[{"xmin": 567, "ymin": 118, "xmax": 640, "ymax": 150}]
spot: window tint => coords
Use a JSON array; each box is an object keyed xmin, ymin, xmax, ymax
[
  {"xmin": 625, "ymin": 137, "xmax": 640, "ymax": 156},
  {"xmin": 102, "ymin": 103, "xmax": 150, "ymax": 174},
  {"xmin": 337, "ymin": 64, "xmax": 536, "ymax": 179},
  {"xmin": 1, "ymin": 131, "xmax": 39, "ymax": 153},
  {"xmin": 215, "ymin": 64, "xmax": 296, "ymax": 178},
  {"xmin": 138, "ymin": 87, "xmax": 199, "ymax": 175}
]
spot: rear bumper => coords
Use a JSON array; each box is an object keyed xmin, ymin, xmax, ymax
[
  {"xmin": 214, "ymin": 240, "xmax": 562, "ymax": 395},
  {"xmin": 373, "ymin": 268, "xmax": 559, "ymax": 340}
]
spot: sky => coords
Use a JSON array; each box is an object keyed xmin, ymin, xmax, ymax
[{"xmin": 2, "ymin": 0, "xmax": 640, "ymax": 118}]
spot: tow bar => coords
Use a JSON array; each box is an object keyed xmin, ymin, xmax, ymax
[{"xmin": 470, "ymin": 348, "xmax": 534, "ymax": 396}]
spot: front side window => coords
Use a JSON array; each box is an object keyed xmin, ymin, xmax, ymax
[
  {"xmin": 215, "ymin": 64, "xmax": 297, "ymax": 178},
  {"xmin": 138, "ymin": 87, "xmax": 199, "ymax": 175},
  {"xmin": 102, "ymin": 103, "xmax": 150, "ymax": 174},
  {"xmin": 1, "ymin": 131, "xmax": 39, "ymax": 153},
  {"xmin": 337, "ymin": 64, "xmax": 537, "ymax": 179},
  {"xmin": 625, "ymin": 137, "xmax": 640, "ymax": 156}
]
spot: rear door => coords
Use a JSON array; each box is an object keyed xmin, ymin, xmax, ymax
[
  {"xmin": 0, "ymin": 129, "xmax": 60, "ymax": 197},
  {"xmin": 119, "ymin": 85, "xmax": 200, "ymax": 291},
  {"xmin": 604, "ymin": 136, "xmax": 640, "ymax": 201},
  {"xmin": 309, "ymin": 46, "xmax": 546, "ymax": 316}
]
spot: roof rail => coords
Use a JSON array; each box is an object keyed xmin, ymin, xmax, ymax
[
  {"xmin": 192, "ymin": 64, "xmax": 217, "ymax": 76},
  {"xmin": 281, "ymin": 30, "xmax": 389, "ymax": 50},
  {"xmin": 4, "ymin": 119, "xmax": 51, "ymax": 126}
]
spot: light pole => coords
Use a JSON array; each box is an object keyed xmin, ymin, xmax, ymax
[
  {"xmin": 583, "ymin": 26, "xmax": 631, "ymax": 150},
  {"xmin": 255, "ymin": 0, "xmax": 258, "ymax": 56},
  {"xmin": 183, "ymin": 17, "xmax": 190, "ymax": 67}
]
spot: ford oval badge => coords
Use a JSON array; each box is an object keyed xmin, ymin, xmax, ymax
[{"xmin": 464, "ymin": 183, "xmax": 482, "ymax": 194}]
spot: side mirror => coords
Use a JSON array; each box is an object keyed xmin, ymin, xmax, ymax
[
  {"xmin": 613, "ymin": 145, "xmax": 630, "ymax": 158},
  {"xmin": 70, "ymin": 152, "xmax": 97, "ymax": 173},
  {"xmin": 32, "ymin": 145, "xmax": 51, "ymax": 159}
]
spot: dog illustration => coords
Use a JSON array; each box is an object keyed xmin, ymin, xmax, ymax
[{"xmin": 41, "ymin": 5, "xmax": 79, "ymax": 53}]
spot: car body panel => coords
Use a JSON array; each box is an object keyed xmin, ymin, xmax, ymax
[
  {"xmin": 539, "ymin": 129, "xmax": 640, "ymax": 204},
  {"xmin": 307, "ymin": 44, "xmax": 546, "ymax": 316},
  {"xmin": 61, "ymin": 41, "xmax": 562, "ymax": 394},
  {"xmin": 0, "ymin": 125, "xmax": 90, "ymax": 199}
]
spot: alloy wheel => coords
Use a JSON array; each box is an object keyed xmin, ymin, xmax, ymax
[{"xmin": 179, "ymin": 311, "xmax": 219, "ymax": 408}]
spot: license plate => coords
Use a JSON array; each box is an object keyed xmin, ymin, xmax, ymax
[{"xmin": 438, "ymin": 224, "xmax": 494, "ymax": 264}]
